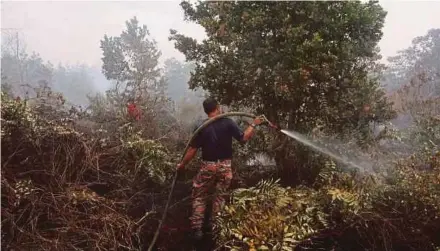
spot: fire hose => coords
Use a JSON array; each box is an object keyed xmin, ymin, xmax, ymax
[{"xmin": 147, "ymin": 112, "xmax": 279, "ymax": 251}]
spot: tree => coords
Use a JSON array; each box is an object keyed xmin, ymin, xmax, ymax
[
  {"xmin": 171, "ymin": 1, "xmax": 394, "ymax": 134},
  {"xmin": 1, "ymin": 32, "xmax": 54, "ymax": 98},
  {"xmin": 1, "ymin": 51, "xmax": 53, "ymax": 98},
  {"xmin": 1, "ymin": 75, "xmax": 14, "ymax": 98},
  {"xmin": 383, "ymin": 28, "xmax": 440, "ymax": 95},
  {"xmin": 163, "ymin": 58, "xmax": 206, "ymax": 126},
  {"xmin": 52, "ymin": 64, "xmax": 99, "ymax": 106},
  {"xmin": 163, "ymin": 57, "xmax": 197, "ymax": 102},
  {"xmin": 100, "ymin": 16, "xmax": 167, "ymax": 105},
  {"xmin": 97, "ymin": 17, "xmax": 174, "ymax": 139},
  {"xmin": 170, "ymin": 1, "xmax": 396, "ymax": 183}
]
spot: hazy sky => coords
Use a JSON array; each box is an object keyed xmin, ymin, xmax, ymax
[{"xmin": 2, "ymin": 1, "xmax": 440, "ymax": 68}]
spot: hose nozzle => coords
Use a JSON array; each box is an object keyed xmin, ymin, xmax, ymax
[{"xmin": 258, "ymin": 115, "xmax": 280, "ymax": 131}]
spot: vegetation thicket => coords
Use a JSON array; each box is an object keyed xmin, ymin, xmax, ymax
[{"xmin": 1, "ymin": 1, "xmax": 439, "ymax": 250}]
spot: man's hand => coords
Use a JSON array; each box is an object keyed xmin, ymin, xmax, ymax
[
  {"xmin": 176, "ymin": 163, "xmax": 185, "ymax": 171},
  {"xmin": 176, "ymin": 147, "xmax": 198, "ymax": 173},
  {"xmin": 242, "ymin": 116, "xmax": 264, "ymax": 142}
]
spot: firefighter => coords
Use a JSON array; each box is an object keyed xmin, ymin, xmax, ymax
[
  {"xmin": 127, "ymin": 99, "xmax": 141, "ymax": 121},
  {"xmin": 176, "ymin": 97, "xmax": 262, "ymax": 241}
]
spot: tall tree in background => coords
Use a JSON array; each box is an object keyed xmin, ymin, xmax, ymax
[
  {"xmin": 100, "ymin": 17, "xmax": 167, "ymax": 106},
  {"xmin": 163, "ymin": 58, "xmax": 196, "ymax": 102},
  {"xmin": 1, "ymin": 33, "xmax": 106, "ymax": 107},
  {"xmin": 52, "ymin": 64, "xmax": 99, "ymax": 106},
  {"xmin": 1, "ymin": 49, "xmax": 53, "ymax": 98},
  {"xmin": 1, "ymin": 32, "xmax": 53, "ymax": 97},
  {"xmin": 97, "ymin": 17, "xmax": 173, "ymax": 138},
  {"xmin": 383, "ymin": 28, "xmax": 440, "ymax": 95},
  {"xmin": 170, "ymin": 1, "xmax": 396, "ymax": 183},
  {"xmin": 384, "ymin": 29, "xmax": 440, "ymax": 147},
  {"xmin": 163, "ymin": 58, "xmax": 207, "ymax": 129}
]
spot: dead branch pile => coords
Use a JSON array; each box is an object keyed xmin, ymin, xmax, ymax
[{"xmin": 1, "ymin": 93, "xmax": 176, "ymax": 250}]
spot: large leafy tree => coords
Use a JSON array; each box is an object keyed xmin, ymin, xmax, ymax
[
  {"xmin": 170, "ymin": 1, "xmax": 396, "ymax": 182},
  {"xmin": 170, "ymin": 1, "xmax": 395, "ymax": 135}
]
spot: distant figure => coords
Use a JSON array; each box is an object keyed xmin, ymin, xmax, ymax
[{"xmin": 127, "ymin": 99, "xmax": 141, "ymax": 121}]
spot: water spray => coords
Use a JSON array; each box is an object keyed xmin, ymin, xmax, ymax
[
  {"xmin": 279, "ymin": 130, "xmax": 369, "ymax": 171},
  {"xmin": 147, "ymin": 111, "xmax": 373, "ymax": 249}
]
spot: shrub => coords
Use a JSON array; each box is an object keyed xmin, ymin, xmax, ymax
[{"xmin": 1, "ymin": 92, "xmax": 175, "ymax": 250}]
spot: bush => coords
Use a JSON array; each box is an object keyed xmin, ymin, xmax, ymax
[
  {"xmin": 1, "ymin": 92, "xmax": 176, "ymax": 250},
  {"xmin": 215, "ymin": 148, "xmax": 440, "ymax": 251}
]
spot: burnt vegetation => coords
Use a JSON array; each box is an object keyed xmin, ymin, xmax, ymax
[{"xmin": 1, "ymin": 1, "xmax": 440, "ymax": 251}]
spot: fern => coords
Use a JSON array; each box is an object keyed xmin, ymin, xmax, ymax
[{"xmin": 216, "ymin": 179, "xmax": 329, "ymax": 250}]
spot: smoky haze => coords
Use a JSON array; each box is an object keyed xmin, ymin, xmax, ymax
[{"xmin": 1, "ymin": 1, "xmax": 439, "ymax": 110}]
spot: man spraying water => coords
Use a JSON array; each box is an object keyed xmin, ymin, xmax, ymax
[{"xmin": 176, "ymin": 97, "xmax": 263, "ymax": 242}]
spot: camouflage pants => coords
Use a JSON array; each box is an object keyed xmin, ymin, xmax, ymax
[{"xmin": 190, "ymin": 160, "xmax": 232, "ymax": 230}]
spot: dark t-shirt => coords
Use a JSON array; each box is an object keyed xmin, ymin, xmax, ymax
[{"xmin": 190, "ymin": 117, "xmax": 244, "ymax": 161}]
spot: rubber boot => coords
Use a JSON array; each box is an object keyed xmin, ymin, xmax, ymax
[
  {"xmin": 193, "ymin": 229, "xmax": 204, "ymax": 241},
  {"xmin": 192, "ymin": 229, "xmax": 204, "ymax": 251},
  {"xmin": 203, "ymin": 222, "xmax": 213, "ymax": 238}
]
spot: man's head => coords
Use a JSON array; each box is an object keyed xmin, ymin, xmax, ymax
[{"xmin": 203, "ymin": 97, "xmax": 221, "ymax": 116}]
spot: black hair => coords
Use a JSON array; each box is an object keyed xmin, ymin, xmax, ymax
[{"xmin": 203, "ymin": 97, "xmax": 218, "ymax": 114}]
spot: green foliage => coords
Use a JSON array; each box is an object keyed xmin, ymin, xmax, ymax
[
  {"xmin": 217, "ymin": 152, "xmax": 440, "ymax": 250},
  {"xmin": 170, "ymin": 1, "xmax": 397, "ymax": 187},
  {"xmin": 216, "ymin": 179, "xmax": 328, "ymax": 250},
  {"xmin": 170, "ymin": 1, "xmax": 395, "ymax": 136},
  {"xmin": 1, "ymin": 91, "xmax": 174, "ymax": 186},
  {"xmin": 1, "ymin": 91, "xmax": 178, "ymax": 250},
  {"xmin": 100, "ymin": 16, "xmax": 166, "ymax": 103},
  {"xmin": 122, "ymin": 133, "xmax": 174, "ymax": 184},
  {"xmin": 1, "ymin": 73, "xmax": 14, "ymax": 98},
  {"xmin": 2, "ymin": 5, "xmax": 439, "ymax": 251},
  {"xmin": 97, "ymin": 17, "xmax": 175, "ymax": 140},
  {"xmin": 216, "ymin": 171, "xmax": 371, "ymax": 250}
]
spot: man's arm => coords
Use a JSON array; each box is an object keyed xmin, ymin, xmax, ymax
[
  {"xmin": 177, "ymin": 124, "xmax": 202, "ymax": 170},
  {"xmin": 242, "ymin": 124, "xmax": 256, "ymax": 142},
  {"xmin": 180, "ymin": 146, "xmax": 198, "ymax": 166},
  {"xmin": 231, "ymin": 117, "xmax": 262, "ymax": 143}
]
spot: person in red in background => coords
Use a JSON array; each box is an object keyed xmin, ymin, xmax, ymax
[
  {"xmin": 127, "ymin": 98, "xmax": 141, "ymax": 121},
  {"xmin": 363, "ymin": 104, "xmax": 371, "ymax": 113}
]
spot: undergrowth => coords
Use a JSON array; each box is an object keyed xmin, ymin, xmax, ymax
[{"xmin": 1, "ymin": 90, "xmax": 440, "ymax": 251}]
